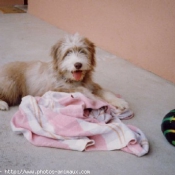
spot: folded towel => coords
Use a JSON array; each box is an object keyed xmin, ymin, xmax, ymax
[{"xmin": 11, "ymin": 91, "xmax": 149, "ymax": 156}]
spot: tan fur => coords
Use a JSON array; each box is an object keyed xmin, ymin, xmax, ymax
[
  {"xmin": 0, "ymin": 35, "xmax": 128, "ymax": 111},
  {"xmin": 0, "ymin": 62, "xmax": 27, "ymax": 105}
]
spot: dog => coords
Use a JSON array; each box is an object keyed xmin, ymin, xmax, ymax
[{"xmin": 0, "ymin": 33, "xmax": 128, "ymax": 111}]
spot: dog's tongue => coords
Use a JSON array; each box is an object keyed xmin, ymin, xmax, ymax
[{"xmin": 72, "ymin": 71, "xmax": 82, "ymax": 81}]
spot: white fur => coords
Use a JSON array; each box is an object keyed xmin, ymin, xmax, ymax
[
  {"xmin": 60, "ymin": 52, "xmax": 90, "ymax": 72},
  {"xmin": 61, "ymin": 33, "xmax": 87, "ymax": 52},
  {"xmin": 0, "ymin": 101, "xmax": 9, "ymax": 110},
  {"xmin": 97, "ymin": 90, "xmax": 129, "ymax": 110},
  {"xmin": 24, "ymin": 62, "xmax": 56, "ymax": 96},
  {"xmin": 0, "ymin": 34, "xmax": 129, "ymax": 111}
]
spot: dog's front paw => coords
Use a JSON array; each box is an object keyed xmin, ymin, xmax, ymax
[
  {"xmin": 111, "ymin": 98, "xmax": 129, "ymax": 111},
  {"xmin": 0, "ymin": 101, "xmax": 9, "ymax": 111}
]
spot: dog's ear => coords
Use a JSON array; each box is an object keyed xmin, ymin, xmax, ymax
[
  {"xmin": 51, "ymin": 41, "xmax": 62, "ymax": 60},
  {"xmin": 84, "ymin": 38, "xmax": 96, "ymax": 68},
  {"xmin": 90, "ymin": 42, "xmax": 96, "ymax": 68},
  {"xmin": 51, "ymin": 41, "xmax": 63, "ymax": 70}
]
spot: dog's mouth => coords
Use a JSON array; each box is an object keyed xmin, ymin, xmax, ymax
[{"xmin": 71, "ymin": 70, "xmax": 83, "ymax": 81}]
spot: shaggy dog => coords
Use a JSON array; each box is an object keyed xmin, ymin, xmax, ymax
[{"xmin": 0, "ymin": 34, "xmax": 128, "ymax": 111}]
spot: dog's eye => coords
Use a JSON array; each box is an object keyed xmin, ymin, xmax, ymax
[
  {"xmin": 79, "ymin": 50, "xmax": 86, "ymax": 55},
  {"xmin": 65, "ymin": 50, "xmax": 72, "ymax": 56}
]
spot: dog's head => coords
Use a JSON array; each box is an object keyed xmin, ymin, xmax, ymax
[{"xmin": 51, "ymin": 33, "xmax": 96, "ymax": 82}]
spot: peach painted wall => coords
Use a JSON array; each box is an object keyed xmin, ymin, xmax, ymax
[
  {"xmin": 28, "ymin": 0, "xmax": 175, "ymax": 84},
  {"xmin": 0, "ymin": 0, "xmax": 23, "ymax": 6}
]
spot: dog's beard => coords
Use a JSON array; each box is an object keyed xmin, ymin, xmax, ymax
[
  {"xmin": 59, "ymin": 52, "xmax": 91, "ymax": 82},
  {"xmin": 71, "ymin": 70, "xmax": 86, "ymax": 81},
  {"xmin": 59, "ymin": 70, "xmax": 86, "ymax": 82}
]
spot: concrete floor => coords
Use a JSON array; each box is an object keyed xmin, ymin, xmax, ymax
[{"xmin": 0, "ymin": 13, "xmax": 175, "ymax": 175}]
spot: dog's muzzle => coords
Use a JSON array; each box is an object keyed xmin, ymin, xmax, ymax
[
  {"xmin": 72, "ymin": 62, "xmax": 83, "ymax": 81},
  {"xmin": 74, "ymin": 62, "xmax": 82, "ymax": 70}
]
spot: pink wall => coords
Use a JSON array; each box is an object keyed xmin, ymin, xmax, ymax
[
  {"xmin": 28, "ymin": 0, "xmax": 175, "ymax": 84},
  {"xmin": 0, "ymin": 0, "xmax": 23, "ymax": 6}
]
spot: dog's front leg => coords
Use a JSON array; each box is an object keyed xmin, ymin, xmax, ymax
[
  {"xmin": 75, "ymin": 87, "xmax": 98, "ymax": 101},
  {"xmin": 53, "ymin": 87, "xmax": 97, "ymax": 101},
  {"xmin": 95, "ymin": 88, "xmax": 129, "ymax": 110}
]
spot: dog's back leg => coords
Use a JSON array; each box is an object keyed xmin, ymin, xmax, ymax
[
  {"xmin": 0, "ymin": 62, "xmax": 26, "ymax": 111},
  {"xmin": 0, "ymin": 86, "xmax": 9, "ymax": 111},
  {"xmin": 0, "ymin": 89, "xmax": 10, "ymax": 110},
  {"xmin": 0, "ymin": 85, "xmax": 24, "ymax": 110},
  {"xmin": 0, "ymin": 100, "xmax": 9, "ymax": 110},
  {"xmin": 0, "ymin": 82, "xmax": 24, "ymax": 111}
]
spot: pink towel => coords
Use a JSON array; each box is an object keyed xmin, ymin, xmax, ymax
[{"xmin": 11, "ymin": 91, "xmax": 149, "ymax": 156}]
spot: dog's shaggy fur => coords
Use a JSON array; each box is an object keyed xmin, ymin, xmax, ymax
[{"xmin": 0, "ymin": 34, "xmax": 128, "ymax": 111}]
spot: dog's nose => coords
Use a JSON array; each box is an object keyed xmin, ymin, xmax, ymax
[{"xmin": 74, "ymin": 62, "xmax": 82, "ymax": 69}]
